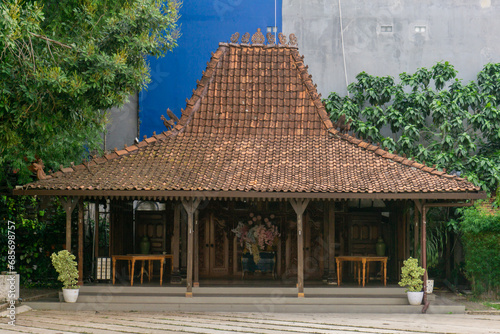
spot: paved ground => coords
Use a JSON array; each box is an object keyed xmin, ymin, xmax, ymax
[{"xmin": 1, "ymin": 309, "xmax": 499, "ymax": 334}]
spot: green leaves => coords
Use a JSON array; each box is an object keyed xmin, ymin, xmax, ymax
[
  {"xmin": 0, "ymin": 0, "xmax": 180, "ymax": 185},
  {"xmin": 324, "ymin": 61, "xmax": 500, "ymax": 192},
  {"xmin": 398, "ymin": 257, "xmax": 425, "ymax": 292},
  {"xmin": 51, "ymin": 250, "xmax": 79, "ymax": 289},
  {"xmin": 455, "ymin": 204, "xmax": 500, "ymax": 297}
]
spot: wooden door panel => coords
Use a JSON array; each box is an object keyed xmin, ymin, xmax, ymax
[
  {"xmin": 304, "ymin": 218, "xmax": 324, "ymax": 279},
  {"xmin": 198, "ymin": 217, "xmax": 210, "ymax": 276},
  {"xmin": 209, "ymin": 217, "xmax": 229, "ymax": 276},
  {"xmin": 135, "ymin": 211, "xmax": 167, "ymax": 254},
  {"xmin": 199, "ymin": 215, "xmax": 229, "ymax": 277}
]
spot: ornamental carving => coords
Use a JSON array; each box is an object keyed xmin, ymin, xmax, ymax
[
  {"xmin": 241, "ymin": 32, "xmax": 250, "ymax": 44},
  {"xmin": 278, "ymin": 32, "xmax": 287, "ymax": 46},
  {"xmin": 230, "ymin": 32, "xmax": 239, "ymax": 43},
  {"xmin": 266, "ymin": 32, "xmax": 275, "ymax": 45},
  {"xmin": 30, "ymin": 158, "xmax": 47, "ymax": 180},
  {"xmin": 251, "ymin": 28, "xmax": 265, "ymax": 44},
  {"xmin": 229, "ymin": 30, "xmax": 297, "ymax": 47}
]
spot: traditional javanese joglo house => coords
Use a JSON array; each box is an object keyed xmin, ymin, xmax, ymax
[{"xmin": 15, "ymin": 29, "xmax": 486, "ymax": 313}]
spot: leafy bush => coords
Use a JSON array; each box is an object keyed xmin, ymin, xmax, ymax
[
  {"xmin": 399, "ymin": 257, "xmax": 426, "ymax": 292},
  {"xmin": 50, "ymin": 250, "xmax": 79, "ymax": 289},
  {"xmin": 454, "ymin": 203, "xmax": 500, "ymax": 298},
  {"xmin": 0, "ymin": 196, "xmax": 66, "ymax": 286}
]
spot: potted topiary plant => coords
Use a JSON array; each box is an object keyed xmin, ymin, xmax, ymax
[
  {"xmin": 398, "ymin": 257, "xmax": 425, "ymax": 305},
  {"xmin": 50, "ymin": 250, "xmax": 79, "ymax": 303}
]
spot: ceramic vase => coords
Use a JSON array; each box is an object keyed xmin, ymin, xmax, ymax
[
  {"xmin": 139, "ymin": 236, "xmax": 150, "ymax": 254},
  {"xmin": 376, "ymin": 237, "xmax": 386, "ymax": 256}
]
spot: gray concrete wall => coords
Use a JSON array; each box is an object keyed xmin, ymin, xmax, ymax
[
  {"xmin": 104, "ymin": 94, "xmax": 138, "ymax": 152},
  {"xmin": 284, "ymin": 0, "xmax": 500, "ymax": 97}
]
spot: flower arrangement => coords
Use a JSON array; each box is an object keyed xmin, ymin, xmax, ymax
[{"xmin": 232, "ymin": 213, "xmax": 280, "ymax": 264}]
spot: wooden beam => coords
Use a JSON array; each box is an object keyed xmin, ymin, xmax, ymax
[
  {"xmin": 78, "ymin": 198, "xmax": 84, "ymax": 286},
  {"xmin": 181, "ymin": 198, "xmax": 201, "ymax": 297},
  {"xmin": 289, "ymin": 198, "xmax": 309, "ymax": 298},
  {"xmin": 14, "ymin": 189, "xmax": 488, "ymax": 201},
  {"xmin": 60, "ymin": 197, "xmax": 78, "ymax": 252}
]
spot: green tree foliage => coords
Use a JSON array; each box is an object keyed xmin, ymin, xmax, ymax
[
  {"xmin": 0, "ymin": 195, "xmax": 66, "ymax": 286},
  {"xmin": 324, "ymin": 62, "xmax": 500, "ymax": 192},
  {"xmin": 453, "ymin": 204, "xmax": 500, "ymax": 298},
  {"xmin": 0, "ymin": 0, "xmax": 180, "ymax": 185}
]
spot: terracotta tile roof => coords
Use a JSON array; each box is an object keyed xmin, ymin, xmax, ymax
[{"xmin": 18, "ymin": 31, "xmax": 482, "ymax": 199}]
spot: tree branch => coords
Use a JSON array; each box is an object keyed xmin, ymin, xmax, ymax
[{"xmin": 28, "ymin": 32, "xmax": 72, "ymax": 49}]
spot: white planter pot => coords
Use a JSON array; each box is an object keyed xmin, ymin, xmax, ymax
[
  {"xmin": 62, "ymin": 288, "xmax": 79, "ymax": 303},
  {"xmin": 426, "ymin": 279, "xmax": 434, "ymax": 294},
  {"xmin": 407, "ymin": 291, "xmax": 424, "ymax": 305}
]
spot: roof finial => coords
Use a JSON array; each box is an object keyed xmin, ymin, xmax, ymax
[
  {"xmin": 241, "ymin": 32, "xmax": 250, "ymax": 44},
  {"xmin": 161, "ymin": 108, "xmax": 179, "ymax": 130},
  {"xmin": 278, "ymin": 32, "xmax": 287, "ymax": 46},
  {"xmin": 230, "ymin": 32, "xmax": 239, "ymax": 43},
  {"xmin": 30, "ymin": 158, "xmax": 47, "ymax": 180},
  {"xmin": 251, "ymin": 28, "xmax": 265, "ymax": 44},
  {"xmin": 289, "ymin": 33, "xmax": 298, "ymax": 47},
  {"xmin": 267, "ymin": 32, "xmax": 275, "ymax": 45}
]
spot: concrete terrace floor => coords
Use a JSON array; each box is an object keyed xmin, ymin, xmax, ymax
[{"xmin": 1, "ymin": 309, "xmax": 500, "ymax": 334}]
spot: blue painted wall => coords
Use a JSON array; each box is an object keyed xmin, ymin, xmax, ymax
[{"xmin": 139, "ymin": 0, "xmax": 283, "ymax": 138}]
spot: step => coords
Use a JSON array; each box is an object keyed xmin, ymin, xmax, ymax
[
  {"xmin": 75, "ymin": 294, "xmax": 410, "ymax": 305},
  {"xmin": 25, "ymin": 298, "xmax": 464, "ymax": 314},
  {"xmin": 79, "ymin": 285, "xmax": 408, "ymax": 296}
]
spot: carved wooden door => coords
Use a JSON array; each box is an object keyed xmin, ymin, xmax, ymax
[
  {"xmin": 199, "ymin": 214, "xmax": 229, "ymax": 277},
  {"xmin": 304, "ymin": 217, "xmax": 324, "ymax": 279},
  {"xmin": 347, "ymin": 213, "xmax": 381, "ymax": 256},
  {"xmin": 135, "ymin": 211, "xmax": 168, "ymax": 254}
]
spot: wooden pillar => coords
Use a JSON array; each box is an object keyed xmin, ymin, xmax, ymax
[
  {"xmin": 290, "ymin": 198, "xmax": 309, "ymax": 298},
  {"xmin": 181, "ymin": 198, "xmax": 201, "ymax": 297},
  {"xmin": 78, "ymin": 198, "xmax": 84, "ymax": 286},
  {"xmin": 328, "ymin": 201, "xmax": 336, "ymax": 284},
  {"xmin": 94, "ymin": 202, "xmax": 99, "ymax": 258},
  {"xmin": 421, "ymin": 205, "xmax": 429, "ymax": 312},
  {"xmin": 60, "ymin": 197, "xmax": 78, "ymax": 252},
  {"xmin": 322, "ymin": 201, "xmax": 329, "ymax": 281},
  {"xmin": 414, "ymin": 204, "xmax": 420, "ymax": 261},
  {"xmin": 171, "ymin": 204, "xmax": 181, "ymax": 282},
  {"xmin": 413, "ymin": 200, "xmax": 422, "ymax": 263},
  {"xmin": 405, "ymin": 203, "xmax": 411, "ymax": 259},
  {"xmin": 194, "ymin": 209, "xmax": 199, "ymax": 287}
]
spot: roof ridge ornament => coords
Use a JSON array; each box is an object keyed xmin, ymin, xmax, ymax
[
  {"xmin": 241, "ymin": 32, "xmax": 250, "ymax": 44},
  {"xmin": 228, "ymin": 30, "xmax": 298, "ymax": 47},
  {"xmin": 251, "ymin": 28, "xmax": 265, "ymax": 44},
  {"xmin": 161, "ymin": 108, "xmax": 179, "ymax": 130},
  {"xmin": 230, "ymin": 32, "xmax": 239, "ymax": 43},
  {"xmin": 266, "ymin": 32, "xmax": 275, "ymax": 45},
  {"xmin": 30, "ymin": 158, "xmax": 47, "ymax": 180},
  {"xmin": 278, "ymin": 32, "xmax": 287, "ymax": 46}
]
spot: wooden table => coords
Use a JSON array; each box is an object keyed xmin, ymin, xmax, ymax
[
  {"xmin": 112, "ymin": 254, "xmax": 174, "ymax": 286},
  {"xmin": 336, "ymin": 256, "xmax": 387, "ymax": 287}
]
